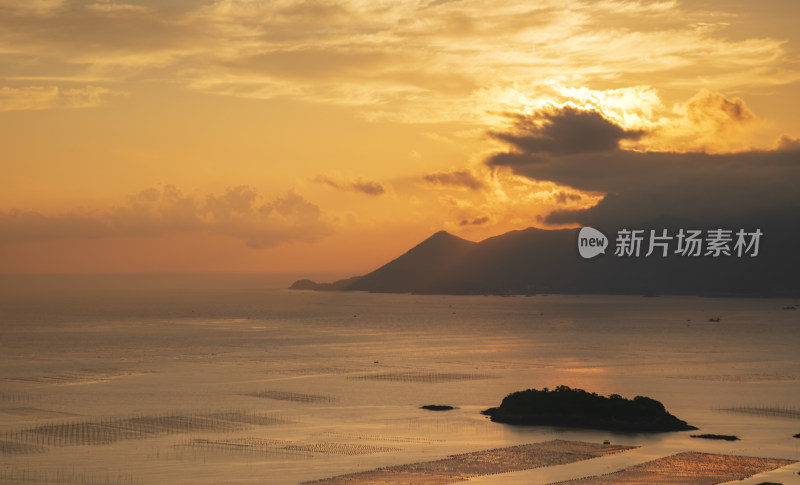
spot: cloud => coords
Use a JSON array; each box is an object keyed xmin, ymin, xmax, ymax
[
  {"xmin": 350, "ymin": 180, "xmax": 386, "ymax": 196},
  {"xmin": 0, "ymin": 85, "xmax": 124, "ymax": 111},
  {"xmin": 489, "ymin": 107, "xmax": 644, "ymax": 155},
  {"xmin": 485, "ymin": 106, "xmax": 800, "ymax": 229},
  {"xmin": 224, "ymin": 47, "xmax": 397, "ymax": 81},
  {"xmin": 650, "ymin": 90, "xmax": 761, "ymax": 153},
  {"xmin": 681, "ymin": 90, "xmax": 755, "ymax": 127},
  {"xmin": 0, "ymin": 185, "xmax": 332, "ymax": 249},
  {"xmin": 0, "ymin": 1, "xmax": 797, "ymax": 120},
  {"xmin": 422, "ymin": 170, "xmax": 485, "ymax": 190},
  {"xmin": 424, "ymin": 167, "xmax": 600, "ymax": 236},
  {"xmin": 314, "ymin": 175, "xmax": 386, "ymax": 196},
  {"xmin": 553, "ymin": 191, "xmax": 582, "ymax": 204},
  {"xmin": 85, "ymin": 2, "xmax": 149, "ymax": 15},
  {"xmin": 0, "ymin": 0, "xmax": 65, "ymax": 15},
  {"xmin": 459, "ymin": 216, "xmax": 489, "ymax": 226},
  {"xmin": 480, "ymin": 87, "xmax": 765, "ymax": 153},
  {"xmin": 0, "ymin": 1, "xmax": 213, "ymax": 80},
  {"xmin": 775, "ymin": 135, "xmax": 800, "ymax": 151}
]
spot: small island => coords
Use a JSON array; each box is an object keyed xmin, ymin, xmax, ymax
[
  {"xmin": 691, "ymin": 434, "xmax": 739, "ymax": 441},
  {"xmin": 482, "ymin": 386, "xmax": 696, "ymax": 432},
  {"xmin": 420, "ymin": 404, "xmax": 454, "ymax": 411}
]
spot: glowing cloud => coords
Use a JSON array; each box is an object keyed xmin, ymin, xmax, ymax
[{"xmin": 0, "ymin": 0, "xmax": 796, "ymax": 124}]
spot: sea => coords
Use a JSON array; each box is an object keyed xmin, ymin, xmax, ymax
[{"xmin": 1, "ymin": 274, "xmax": 798, "ymax": 484}]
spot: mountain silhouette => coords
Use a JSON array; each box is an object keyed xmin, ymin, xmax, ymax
[{"xmin": 290, "ymin": 225, "xmax": 800, "ymax": 296}]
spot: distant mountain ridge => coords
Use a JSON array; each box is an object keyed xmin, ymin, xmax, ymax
[{"xmin": 290, "ymin": 225, "xmax": 800, "ymax": 296}]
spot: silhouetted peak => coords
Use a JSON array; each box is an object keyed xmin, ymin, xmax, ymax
[
  {"xmin": 422, "ymin": 230, "xmax": 473, "ymax": 244},
  {"xmin": 410, "ymin": 230, "xmax": 474, "ymax": 252},
  {"xmin": 429, "ymin": 230, "xmax": 457, "ymax": 240}
]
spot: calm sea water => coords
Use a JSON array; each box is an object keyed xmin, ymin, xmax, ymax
[{"xmin": 1, "ymin": 275, "xmax": 798, "ymax": 484}]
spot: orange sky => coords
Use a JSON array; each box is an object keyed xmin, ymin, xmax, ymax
[{"xmin": 1, "ymin": 0, "xmax": 799, "ymax": 274}]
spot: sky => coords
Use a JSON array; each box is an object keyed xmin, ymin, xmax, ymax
[{"xmin": 1, "ymin": 0, "xmax": 799, "ymax": 274}]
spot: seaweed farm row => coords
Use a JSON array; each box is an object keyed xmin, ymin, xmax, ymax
[
  {"xmin": 244, "ymin": 390, "xmax": 337, "ymax": 403},
  {"xmin": 0, "ymin": 391, "xmax": 36, "ymax": 403},
  {"xmin": 1, "ymin": 410, "xmax": 289, "ymax": 451},
  {"xmin": 721, "ymin": 404, "xmax": 800, "ymax": 420},
  {"xmin": 0, "ymin": 466, "xmax": 142, "ymax": 485},
  {"xmin": 349, "ymin": 371, "xmax": 493, "ymax": 383},
  {"xmin": 180, "ymin": 437, "xmax": 400, "ymax": 457}
]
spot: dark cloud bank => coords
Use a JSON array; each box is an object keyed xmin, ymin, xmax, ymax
[{"xmin": 487, "ymin": 106, "xmax": 800, "ymax": 231}]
